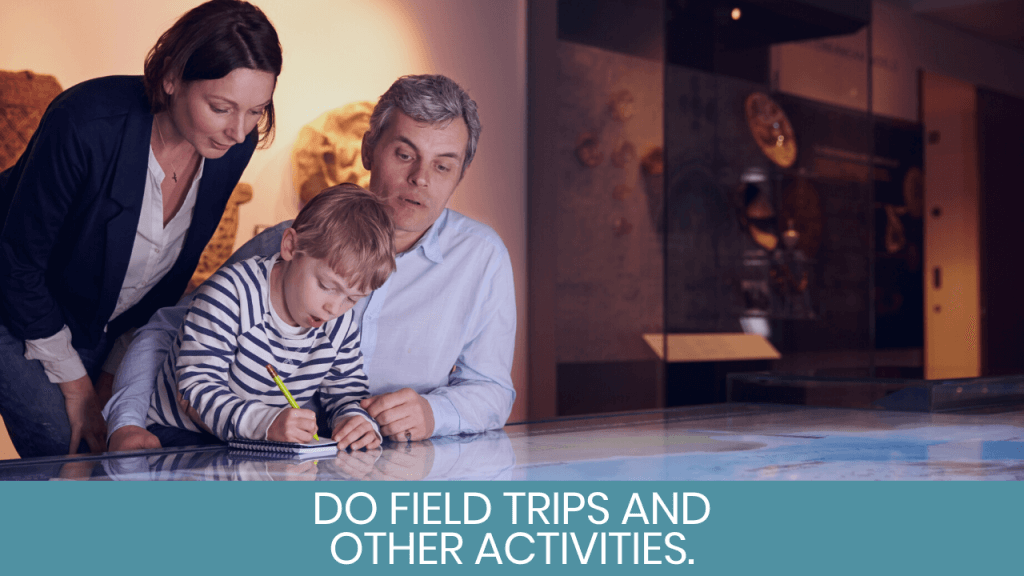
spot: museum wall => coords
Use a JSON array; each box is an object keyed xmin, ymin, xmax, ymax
[
  {"xmin": 0, "ymin": 0, "xmax": 527, "ymax": 459},
  {"xmin": 529, "ymin": 0, "xmax": 1024, "ymax": 417}
]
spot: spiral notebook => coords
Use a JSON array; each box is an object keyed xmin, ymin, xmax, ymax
[{"xmin": 228, "ymin": 437, "xmax": 339, "ymax": 459}]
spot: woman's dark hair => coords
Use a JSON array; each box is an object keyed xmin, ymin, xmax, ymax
[{"xmin": 143, "ymin": 0, "xmax": 282, "ymax": 146}]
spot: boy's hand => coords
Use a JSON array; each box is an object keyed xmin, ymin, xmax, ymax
[
  {"xmin": 267, "ymin": 408, "xmax": 317, "ymax": 443},
  {"xmin": 332, "ymin": 415, "xmax": 381, "ymax": 451},
  {"xmin": 360, "ymin": 388, "xmax": 435, "ymax": 442}
]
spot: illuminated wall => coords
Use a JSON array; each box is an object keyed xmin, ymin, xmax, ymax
[{"xmin": 0, "ymin": 0, "xmax": 527, "ymax": 459}]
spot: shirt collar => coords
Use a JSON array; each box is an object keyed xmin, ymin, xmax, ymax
[{"xmin": 404, "ymin": 209, "xmax": 447, "ymax": 264}]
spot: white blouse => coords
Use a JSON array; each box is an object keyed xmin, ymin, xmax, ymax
[{"xmin": 24, "ymin": 147, "xmax": 204, "ymax": 383}]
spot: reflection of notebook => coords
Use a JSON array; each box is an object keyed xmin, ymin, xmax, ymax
[{"xmin": 228, "ymin": 438, "xmax": 338, "ymax": 459}]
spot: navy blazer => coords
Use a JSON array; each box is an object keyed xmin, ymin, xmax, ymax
[{"xmin": 0, "ymin": 75, "xmax": 256, "ymax": 348}]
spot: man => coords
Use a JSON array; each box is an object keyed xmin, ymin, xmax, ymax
[{"xmin": 104, "ymin": 74, "xmax": 516, "ymax": 451}]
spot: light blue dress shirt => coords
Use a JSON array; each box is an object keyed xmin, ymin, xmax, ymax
[{"xmin": 105, "ymin": 209, "xmax": 516, "ymax": 438}]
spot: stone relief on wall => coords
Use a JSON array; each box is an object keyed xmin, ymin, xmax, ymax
[
  {"xmin": 0, "ymin": 70, "xmax": 62, "ymax": 172},
  {"xmin": 291, "ymin": 101, "xmax": 373, "ymax": 205},
  {"xmin": 188, "ymin": 183, "xmax": 253, "ymax": 292}
]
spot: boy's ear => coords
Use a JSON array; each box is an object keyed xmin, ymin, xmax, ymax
[{"xmin": 279, "ymin": 227, "xmax": 298, "ymax": 261}]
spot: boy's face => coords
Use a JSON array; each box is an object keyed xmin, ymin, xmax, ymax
[{"xmin": 274, "ymin": 229, "xmax": 370, "ymax": 329}]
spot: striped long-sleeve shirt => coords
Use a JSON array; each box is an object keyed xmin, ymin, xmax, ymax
[{"xmin": 146, "ymin": 255, "xmax": 377, "ymax": 441}]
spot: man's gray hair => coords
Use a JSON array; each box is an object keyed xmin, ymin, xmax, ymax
[{"xmin": 365, "ymin": 74, "xmax": 481, "ymax": 177}]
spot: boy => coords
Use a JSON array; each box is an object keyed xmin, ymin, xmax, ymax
[{"xmin": 146, "ymin": 183, "xmax": 395, "ymax": 450}]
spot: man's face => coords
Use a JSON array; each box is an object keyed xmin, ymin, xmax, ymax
[{"xmin": 363, "ymin": 110, "xmax": 469, "ymax": 252}]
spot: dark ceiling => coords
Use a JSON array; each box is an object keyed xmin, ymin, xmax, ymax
[{"xmin": 907, "ymin": 0, "xmax": 1024, "ymax": 51}]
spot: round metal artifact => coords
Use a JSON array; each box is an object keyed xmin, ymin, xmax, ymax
[{"xmin": 745, "ymin": 92, "xmax": 797, "ymax": 168}]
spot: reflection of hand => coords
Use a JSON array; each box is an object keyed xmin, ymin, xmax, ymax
[
  {"xmin": 278, "ymin": 460, "xmax": 319, "ymax": 481},
  {"xmin": 370, "ymin": 440, "xmax": 435, "ymax": 481},
  {"xmin": 56, "ymin": 460, "xmax": 100, "ymax": 480},
  {"xmin": 58, "ymin": 376, "xmax": 107, "ymax": 454},
  {"xmin": 330, "ymin": 447, "xmax": 381, "ymax": 480},
  {"xmin": 332, "ymin": 415, "xmax": 381, "ymax": 450},
  {"xmin": 360, "ymin": 388, "xmax": 435, "ymax": 441},
  {"xmin": 108, "ymin": 425, "xmax": 162, "ymax": 452},
  {"xmin": 267, "ymin": 408, "xmax": 317, "ymax": 443}
]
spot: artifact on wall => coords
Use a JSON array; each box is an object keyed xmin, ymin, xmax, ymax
[
  {"xmin": 737, "ymin": 169, "xmax": 778, "ymax": 252},
  {"xmin": 0, "ymin": 70, "xmax": 62, "ymax": 172},
  {"xmin": 778, "ymin": 177, "xmax": 822, "ymax": 257},
  {"xmin": 641, "ymin": 146, "xmax": 663, "ymax": 175},
  {"xmin": 575, "ymin": 132, "xmax": 604, "ymax": 167},
  {"xmin": 188, "ymin": 182, "xmax": 254, "ymax": 292},
  {"xmin": 291, "ymin": 101, "xmax": 373, "ymax": 205},
  {"xmin": 608, "ymin": 89, "xmax": 635, "ymax": 121},
  {"xmin": 744, "ymin": 92, "xmax": 797, "ymax": 168},
  {"xmin": 640, "ymin": 146, "xmax": 665, "ymax": 233},
  {"xmin": 611, "ymin": 140, "xmax": 636, "ymax": 167}
]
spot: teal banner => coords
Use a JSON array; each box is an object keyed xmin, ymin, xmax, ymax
[{"xmin": 1, "ymin": 481, "xmax": 1020, "ymax": 574}]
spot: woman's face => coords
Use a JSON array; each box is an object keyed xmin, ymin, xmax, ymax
[{"xmin": 164, "ymin": 67, "xmax": 276, "ymax": 158}]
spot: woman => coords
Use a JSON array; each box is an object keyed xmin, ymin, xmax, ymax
[{"xmin": 0, "ymin": 0, "xmax": 282, "ymax": 458}]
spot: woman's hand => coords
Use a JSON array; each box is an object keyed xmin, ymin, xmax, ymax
[{"xmin": 58, "ymin": 376, "xmax": 107, "ymax": 454}]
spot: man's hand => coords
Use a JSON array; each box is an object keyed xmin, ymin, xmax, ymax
[
  {"xmin": 360, "ymin": 388, "xmax": 435, "ymax": 441},
  {"xmin": 108, "ymin": 425, "xmax": 162, "ymax": 452},
  {"xmin": 267, "ymin": 408, "xmax": 317, "ymax": 443},
  {"xmin": 371, "ymin": 439, "xmax": 434, "ymax": 481},
  {"xmin": 58, "ymin": 375, "xmax": 107, "ymax": 454},
  {"xmin": 332, "ymin": 415, "xmax": 381, "ymax": 451},
  {"xmin": 329, "ymin": 447, "xmax": 381, "ymax": 480}
]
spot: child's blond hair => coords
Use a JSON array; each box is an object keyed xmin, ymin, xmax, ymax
[{"xmin": 290, "ymin": 183, "xmax": 396, "ymax": 292}]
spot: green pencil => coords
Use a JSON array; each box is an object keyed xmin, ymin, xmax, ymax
[{"xmin": 265, "ymin": 364, "xmax": 319, "ymax": 440}]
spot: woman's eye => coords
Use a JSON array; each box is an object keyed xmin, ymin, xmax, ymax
[{"xmin": 212, "ymin": 107, "xmax": 228, "ymax": 114}]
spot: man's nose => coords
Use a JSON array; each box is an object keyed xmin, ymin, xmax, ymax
[{"xmin": 407, "ymin": 161, "xmax": 428, "ymax": 187}]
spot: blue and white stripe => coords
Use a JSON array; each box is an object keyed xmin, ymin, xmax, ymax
[{"xmin": 147, "ymin": 255, "xmax": 375, "ymax": 441}]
